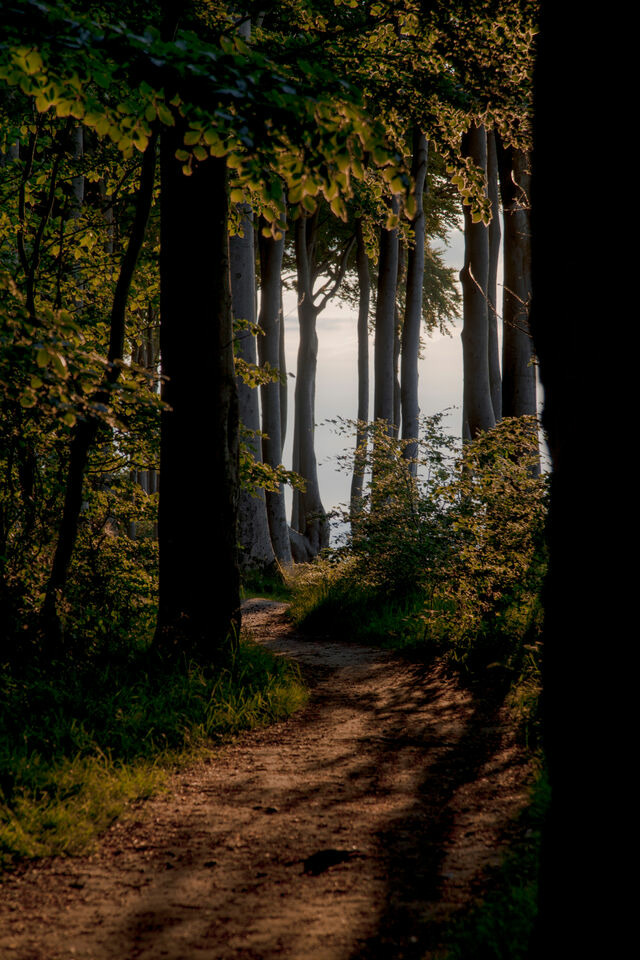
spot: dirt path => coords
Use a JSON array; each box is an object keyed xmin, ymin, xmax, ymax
[{"xmin": 0, "ymin": 600, "xmax": 532, "ymax": 959}]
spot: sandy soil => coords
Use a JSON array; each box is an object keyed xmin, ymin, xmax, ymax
[{"xmin": 0, "ymin": 599, "xmax": 532, "ymax": 959}]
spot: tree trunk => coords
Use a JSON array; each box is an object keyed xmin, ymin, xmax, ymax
[
  {"xmin": 258, "ymin": 221, "xmax": 292, "ymax": 567},
  {"xmin": 401, "ymin": 129, "xmax": 428, "ymax": 473},
  {"xmin": 496, "ymin": 139, "xmax": 538, "ymax": 473},
  {"xmin": 460, "ymin": 122, "xmax": 496, "ymax": 439},
  {"xmin": 350, "ymin": 217, "xmax": 370, "ymax": 518},
  {"xmin": 231, "ymin": 204, "xmax": 277, "ymax": 574},
  {"xmin": 42, "ymin": 133, "xmax": 158, "ymax": 641},
  {"xmin": 496, "ymin": 146, "xmax": 535, "ymax": 422},
  {"xmin": 487, "ymin": 128, "xmax": 502, "ymax": 421},
  {"xmin": 392, "ymin": 240, "xmax": 404, "ymax": 440},
  {"xmin": 155, "ymin": 127, "xmax": 240, "ymax": 660},
  {"xmin": 278, "ymin": 286, "xmax": 287, "ymax": 456},
  {"xmin": 528, "ymin": 8, "xmax": 618, "ymax": 953},
  {"xmin": 496, "ymin": 137, "xmax": 536, "ymax": 420},
  {"xmin": 374, "ymin": 196, "xmax": 399, "ymax": 433},
  {"xmin": 291, "ymin": 210, "xmax": 329, "ymax": 555}
]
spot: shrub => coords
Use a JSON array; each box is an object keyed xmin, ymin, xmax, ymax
[{"xmin": 292, "ymin": 414, "xmax": 548, "ymax": 713}]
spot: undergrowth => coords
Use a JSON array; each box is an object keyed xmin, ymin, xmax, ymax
[
  {"xmin": 241, "ymin": 566, "xmax": 293, "ymax": 603},
  {"xmin": 438, "ymin": 765, "xmax": 549, "ymax": 959},
  {"xmin": 0, "ymin": 636, "xmax": 307, "ymax": 870},
  {"xmin": 289, "ymin": 415, "xmax": 548, "ymax": 742}
]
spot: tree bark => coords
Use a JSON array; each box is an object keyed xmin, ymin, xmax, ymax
[
  {"xmin": 496, "ymin": 137, "xmax": 536, "ymax": 420},
  {"xmin": 278, "ymin": 287, "xmax": 287, "ymax": 456},
  {"xmin": 401, "ymin": 129, "xmax": 428, "ymax": 473},
  {"xmin": 155, "ymin": 127, "xmax": 240, "ymax": 660},
  {"xmin": 291, "ymin": 209, "xmax": 329, "ymax": 555},
  {"xmin": 350, "ymin": 217, "xmax": 370, "ymax": 518},
  {"xmin": 231, "ymin": 204, "xmax": 277, "ymax": 573},
  {"xmin": 374, "ymin": 196, "xmax": 400, "ymax": 433},
  {"xmin": 487, "ymin": 128, "xmax": 502, "ymax": 421},
  {"xmin": 258, "ymin": 220, "xmax": 292, "ymax": 567},
  {"xmin": 392, "ymin": 239, "xmax": 404, "ymax": 440},
  {"xmin": 460, "ymin": 122, "xmax": 496, "ymax": 439}
]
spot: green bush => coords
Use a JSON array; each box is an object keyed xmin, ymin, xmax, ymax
[{"xmin": 291, "ymin": 415, "xmax": 548, "ymax": 720}]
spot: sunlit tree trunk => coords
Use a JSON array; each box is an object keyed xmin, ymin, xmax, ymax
[
  {"xmin": 155, "ymin": 126, "xmax": 240, "ymax": 660},
  {"xmin": 278, "ymin": 287, "xmax": 287, "ymax": 457},
  {"xmin": 258, "ymin": 220, "xmax": 292, "ymax": 567},
  {"xmin": 401, "ymin": 129, "xmax": 428, "ymax": 473},
  {"xmin": 460, "ymin": 122, "xmax": 496, "ymax": 439}
]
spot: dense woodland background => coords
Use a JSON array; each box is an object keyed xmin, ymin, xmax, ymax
[{"xmin": 0, "ymin": 2, "xmax": 624, "ymax": 957}]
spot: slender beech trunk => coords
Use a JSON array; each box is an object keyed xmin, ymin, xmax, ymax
[
  {"xmin": 460, "ymin": 122, "xmax": 496, "ymax": 439},
  {"xmin": 291, "ymin": 210, "xmax": 329, "ymax": 555},
  {"xmin": 496, "ymin": 138, "xmax": 536, "ymax": 421},
  {"xmin": 374, "ymin": 196, "xmax": 400, "ymax": 432},
  {"xmin": 258, "ymin": 221, "xmax": 292, "ymax": 566},
  {"xmin": 128, "ymin": 316, "xmax": 160, "ymax": 540},
  {"xmin": 154, "ymin": 128, "xmax": 240, "ymax": 660},
  {"xmin": 42, "ymin": 133, "xmax": 158, "ymax": 640},
  {"xmin": 231, "ymin": 205, "xmax": 276, "ymax": 573},
  {"xmin": 487, "ymin": 129, "xmax": 502, "ymax": 421},
  {"xmin": 350, "ymin": 217, "xmax": 370, "ymax": 518},
  {"xmin": 401, "ymin": 129, "xmax": 428, "ymax": 473},
  {"xmin": 392, "ymin": 238, "xmax": 405, "ymax": 440},
  {"xmin": 278, "ymin": 287, "xmax": 287, "ymax": 456}
]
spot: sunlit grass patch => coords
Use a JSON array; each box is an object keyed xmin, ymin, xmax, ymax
[{"xmin": 0, "ymin": 636, "xmax": 307, "ymax": 871}]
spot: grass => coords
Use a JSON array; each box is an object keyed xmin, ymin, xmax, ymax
[
  {"xmin": 287, "ymin": 559, "xmax": 426, "ymax": 648},
  {"xmin": 437, "ymin": 766, "xmax": 549, "ymax": 959},
  {"xmin": 240, "ymin": 566, "xmax": 293, "ymax": 603},
  {"xmin": 0, "ymin": 635, "xmax": 307, "ymax": 870}
]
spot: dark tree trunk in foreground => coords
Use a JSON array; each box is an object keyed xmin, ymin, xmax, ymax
[
  {"xmin": 350, "ymin": 217, "xmax": 370, "ymax": 519},
  {"xmin": 487, "ymin": 128, "xmax": 502, "ymax": 421},
  {"xmin": 231, "ymin": 205, "xmax": 276, "ymax": 573},
  {"xmin": 529, "ymin": 7, "xmax": 626, "ymax": 956},
  {"xmin": 155, "ymin": 130, "xmax": 240, "ymax": 659},
  {"xmin": 258, "ymin": 223, "xmax": 292, "ymax": 567},
  {"xmin": 460, "ymin": 122, "xmax": 496, "ymax": 439},
  {"xmin": 401, "ymin": 129, "xmax": 428, "ymax": 473}
]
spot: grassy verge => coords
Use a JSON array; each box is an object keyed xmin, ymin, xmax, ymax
[
  {"xmin": 241, "ymin": 567, "xmax": 293, "ymax": 603},
  {"xmin": 437, "ymin": 766, "xmax": 549, "ymax": 959},
  {"xmin": 288, "ymin": 560, "xmax": 425, "ymax": 649},
  {"xmin": 0, "ymin": 636, "xmax": 307, "ymax": 871}
]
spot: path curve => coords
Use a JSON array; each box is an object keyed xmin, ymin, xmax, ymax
[{"xmin": 0, "ymin": 600, "xmax": 531, "ymax": 959}]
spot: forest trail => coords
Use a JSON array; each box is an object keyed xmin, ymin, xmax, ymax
[{"xmin": 0, "ymin": 600, "xmax": 532, "ymax": 960}]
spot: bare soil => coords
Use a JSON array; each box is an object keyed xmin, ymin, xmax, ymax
[{"xmin": 0, "ymin": 600, "xmax": 533, "ymax": 959}]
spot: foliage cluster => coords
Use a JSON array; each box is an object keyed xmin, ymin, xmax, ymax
[{"xmin": 290, "ymin": 415, "xmax": 548, "ymax": 732}]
